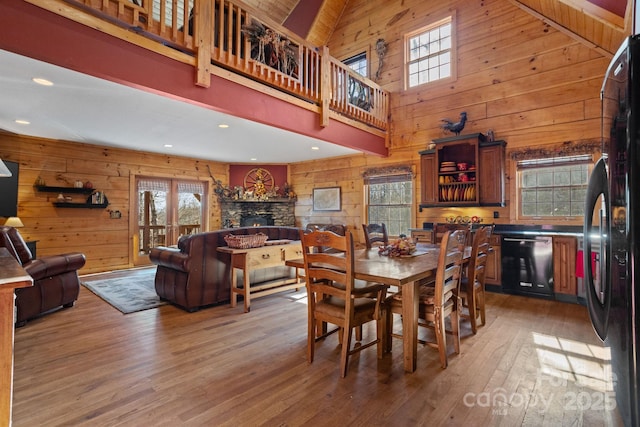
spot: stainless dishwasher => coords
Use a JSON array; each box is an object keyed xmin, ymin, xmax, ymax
[{"xmin": 501, "ymin": 235, "xmax": 554, "ymax": 298}]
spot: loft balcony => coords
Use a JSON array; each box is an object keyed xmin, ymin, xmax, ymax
[{"xmin": 3, "ymin": 0, "xmax": 389, "ymax": 157}]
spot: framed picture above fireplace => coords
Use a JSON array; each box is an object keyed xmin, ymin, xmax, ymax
[{"xmin": 313, "ymin": 187, "xmax": 341, "ymax": 211}]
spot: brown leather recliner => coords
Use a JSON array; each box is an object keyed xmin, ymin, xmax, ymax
[{"xmin": 0, "ymin": 226, "xmax": 86, "ymax": 327}]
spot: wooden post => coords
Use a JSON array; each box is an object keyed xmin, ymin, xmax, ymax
[
  {"xmin": 195, "ymin": 0, "xmax": 213, "ymax": 87},
  {"xmin": 320, "ymin": 46, "xmax": 331, "ymax": 128}
]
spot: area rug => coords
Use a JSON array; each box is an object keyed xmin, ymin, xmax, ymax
[{"xmin": 81, "ymin": 267, "xmax": 167, "ymax": 314}]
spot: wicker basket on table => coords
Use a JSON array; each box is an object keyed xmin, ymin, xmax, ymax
[{"xmin": 224, "ymin": 232, "xmax": 268, "ymax": 249}]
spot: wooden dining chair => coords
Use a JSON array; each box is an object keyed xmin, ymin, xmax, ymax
[
  {"xmin": 362, "ymin": 223, "xmax": 389, "ymax": 249},
  {"xmin": 433, "ymin": 223, "xmax": 471, "ymax": 245},
  {"xmin": 384, "ymin": 230, "xmax": 464, "ymax": 368},
  {"xmin": 299, "ymin": 229, "xmax": 388, "ymax": 378},
  {"xmin": 457, "ymin": 225, "xmax": 491, "ymax": 334}
]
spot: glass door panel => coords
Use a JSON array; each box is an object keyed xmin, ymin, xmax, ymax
[
  {"xmin": 137, "ymin": 178, "xmax": 169, "ymax": 258},
  {"xmin": 135, "ymin": 177, "xmax": 207, "ymax": 265},
  {"xmin": 177, "ymin": 181, "xmax": 204, "ymax": 237}
]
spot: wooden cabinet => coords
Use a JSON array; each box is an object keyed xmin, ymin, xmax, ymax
[
  {"xmin": 419, "ymin": 133, "xmax": 505, "ymax": 207},
  {"xmin": 478, "ymin": 141, "xmax": 506, "ymax": 206},
  {"xmin": 0, "ymin": 248, "xmax": 33, "ymax": 426},
  {"xmin": 420, "ymin": 153, "xmax": 438, "ymax": 205},
  {"xmin": 553, "ymin": 236, "xmax": 577, "ymax": 295},
  {"xmin": 485, "ymin": 234, "xmax": 502, "ymax": 285},
  {"xmin": 410, "ymin": 229, "xmax": 433, "ymax": 243}
]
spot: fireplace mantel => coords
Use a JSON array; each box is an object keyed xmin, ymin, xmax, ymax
[
  {"xmin": 222, "ymin": 198, "xmax": 295, "ymax": 203},
  {"xmin": 220, "ymin": 199, "xmax": 296, "ymax": 227}
]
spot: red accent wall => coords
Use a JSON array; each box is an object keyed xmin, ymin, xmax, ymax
[
  {"xmin": 229, "ymin": 165, "xmax": 288, "ymax": 192},
  {"xmin": 0, "ymin": 0, "xmax": 387, "ymax": 157}
]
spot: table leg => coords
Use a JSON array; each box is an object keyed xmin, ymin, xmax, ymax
[
  {"xmin": 243, "ymin": 271, "xmax": 251, "ymax": 313},
  {"xmin": 230, "ymin": 267, "xmax": 238, "ymax": 308},
  {"xmin": 402, "ymin": 280, "xmax": 419, "ymax": 373}
]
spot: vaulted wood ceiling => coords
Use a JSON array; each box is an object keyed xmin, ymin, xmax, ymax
[
  {"xmin": 244, "ymin": 0, "xmax": 632, "ymax": 56},
  {"xmin": 510, "ymin": 0, "xmax": 631, "ymax": 55}
]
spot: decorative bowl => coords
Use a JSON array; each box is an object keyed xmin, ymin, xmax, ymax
[{"xmin": 456, "ymin": 162, "xmax": 468, "ymax": 171}]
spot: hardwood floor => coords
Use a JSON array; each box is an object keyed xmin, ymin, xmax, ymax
[{"xmin": 12, "ymin": 270, "xmax": 623, "ymax": 426}]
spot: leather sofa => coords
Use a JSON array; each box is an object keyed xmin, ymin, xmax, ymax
[
  {"xmin": 0, "ymin": 226, "xmax": 86, "ymax": 327},
  {"xmin": 149, "ymin": 226, "xmax": 301, "ymax": 312}
]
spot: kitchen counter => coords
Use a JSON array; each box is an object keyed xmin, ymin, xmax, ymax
[
  {"xmin": 493, "ymin": 224, "xmax": 583, "ymax": 237},
  {"xmin": 412, "ymin": 223, "xmax": 583, "ymax": 237}
]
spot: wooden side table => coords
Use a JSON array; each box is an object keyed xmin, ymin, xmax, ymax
[
  {"xmin": 218, "ymin": 241, "xmax": 303, "ymax": 312},
  {"xmin": 0, "ymin": 248, "xmax": 33, "ymax": 425}
]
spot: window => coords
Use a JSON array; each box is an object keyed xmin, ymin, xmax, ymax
[
  {"xmin": 365, "ymin": 173, "xmax": 413, "ymax": 237},
  {"xmin": 517, "ymin": 155, "xmax": 591, "ymax": 218},
  {"xmin": 405, "ymin": 16, "xmax": 455, "ymax": 89},
  {"xmin": 342, "ymin": 52, "xmax": 372, "ymax": 110},
  {"xmin": 344, "ymin": 52, "xmax": 368, "ymax": 78}
]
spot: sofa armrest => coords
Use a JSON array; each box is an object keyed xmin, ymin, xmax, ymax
[
  {"xmin": 24, "ymin": 253, "xmax": 86, "ymax": 280},
  {"xmin": 149, "ymin": 247, "xmax": 189, "ymax": 273}
]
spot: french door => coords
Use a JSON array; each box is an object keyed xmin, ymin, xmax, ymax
[{"xmin": 134, "ymin": 177, "xmax": 208, "ymax": 264}]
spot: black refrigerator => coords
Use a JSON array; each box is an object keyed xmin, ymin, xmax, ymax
[{"xmin": 584, "ymin": 35, "xmax": 640, "ymax": 426}]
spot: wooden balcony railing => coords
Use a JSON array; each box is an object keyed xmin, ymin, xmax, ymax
[
  {"xmin": 138, "ymin": 224, "xmax": 201, "ymax": 253},
  {"xmin": 57, "ymin": 0, "xmax": 389, "ymax": 132}
]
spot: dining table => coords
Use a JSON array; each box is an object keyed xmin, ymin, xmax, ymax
[{"xmin": 287, "ymin": 242, "xmax": 465, "ymax": 373}]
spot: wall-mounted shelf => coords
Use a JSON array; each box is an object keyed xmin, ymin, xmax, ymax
[
  {"xmin": 35, "ymin": 185, "xmax": 108, "ymax": 209},
  {"xmin": 52, "ymin": 202, "xmax": 108, "ymax": 209},
  {"xmin": 34, "ymin": 185, "xmax": 94, "ymax": 194}
]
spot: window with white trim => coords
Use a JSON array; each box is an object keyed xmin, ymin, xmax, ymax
[
  {"xmin": 405, "ymin": 16, "xmax": 454, "ymax": 89},
  {"xmin": 517, "ymin": 155, "xmax": 591, "ymax": 218},
  {"xmin": 344, "ymin": 52, "xmax": 368, "ymax": 78},
  {"xmin": 365, "ymin": 173, "xmax": 413, "ymax": 237}
]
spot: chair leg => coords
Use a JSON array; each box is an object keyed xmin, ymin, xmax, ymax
[
  {"xmin": 434, "ymin": 307, "xmax": 447, "ymax": 369},
  {"xmin": 307, "ymin": 310, "xmax": 316, "ymax": 363},
  {"xmin": 468, "ymin": 290, "xmax": 478, "ymax": 334},
  {"xmin": 478, "ymin": 288, "xmax": 486, "ymax": 326},
  {"xmin": 452, "ymin": 300, "xmax": 461, "ymax": 355},
  {"xmin": 377, "ymin": 311, "xmax": 385, "ymax": 359},
  {"xmin": 384, "ymin": 306, "xmax": 393, "ymax": 353},
  {"xmin": 356, "ymin": 325, "xmax": 363, "ymax": 341},
  {"xmin": 340, "ymin": 325, "xmax": 353, "ymax": 378}
]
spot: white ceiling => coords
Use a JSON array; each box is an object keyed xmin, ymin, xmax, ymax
[{"xmin": 0, "ymin": 49, "xmax": 360, "ymax": 163}]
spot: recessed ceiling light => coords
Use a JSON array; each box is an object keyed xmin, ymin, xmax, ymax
[
  {"xmin": 32, "ymin": 77, "xmax": 53, "ymax": 86},
  {"xmin": 15, "ymin": 119, "xmax": 30, "ymax": 125},
  {"xmin": 218, "ymin": 124, "xmax": 229, "ymax": 128},
  {"xmin": 164, "ymin": 144, "xmax": 173, "ymax": 148},
  {"xmin": 250, "ymin": 158, "xmax": 257, "ymax": 161},
  {"xmin": 311, "ymin": 146, "xmax": 319, "ymax": 150}
]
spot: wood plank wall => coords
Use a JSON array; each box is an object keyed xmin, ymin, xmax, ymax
[
  {"xmin": 291, "ymin": 0, "xmax": 614, "ymax": 240},
  {"xmin": 0, "ymin": 132, "xmax": 227, "ymax": 274},
  {"xmin": 0, "ymin": 0, "xmax": 621, "ymax": 274}
]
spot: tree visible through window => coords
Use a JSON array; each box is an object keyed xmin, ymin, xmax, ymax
[
  {"xmin": 343, "ymin": 52, "xmax": 372, "ymax": 110},
  {"xmin": 405, "ymin": 16, "xmax": 454, "ymax": 89},
  {"xmin": 365, "ymin": 173, "xmax": 413, "ymax": 237},
  {"xmin": 518, "ymin": 155, "xmax": 591, "ymax": 217}
]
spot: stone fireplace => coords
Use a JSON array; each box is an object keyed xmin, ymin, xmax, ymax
[{"xmin": 220, "ymin": 200, "xmax": 295, "ymax": 228}]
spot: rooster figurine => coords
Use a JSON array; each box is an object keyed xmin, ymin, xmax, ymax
[{"xmin": 440, "ymin": 111, "xmax": 467, "ymax": 135}]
